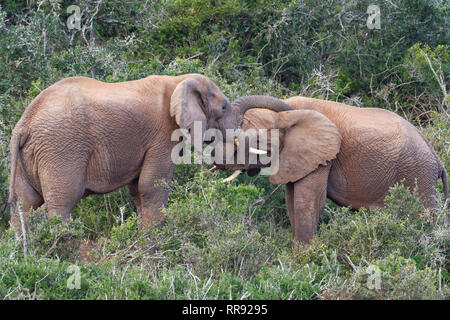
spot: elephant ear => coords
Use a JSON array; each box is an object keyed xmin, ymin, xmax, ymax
[
  {"xmin": 170, "ymin": 78, "xmax": 207, "ymax": 142},
  {"xmin": 269, "ymin": 110, "xmax": 341, "ymax": 184}
]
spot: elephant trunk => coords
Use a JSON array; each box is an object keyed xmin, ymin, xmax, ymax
[
  {"xmin": 213, "ymin": 96, "xmax": 292, "ymax": 178},
  {"xmin": 233, "ymin": 95, "xmax": 294, "ymax": 125}
]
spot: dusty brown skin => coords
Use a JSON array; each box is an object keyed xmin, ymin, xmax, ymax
[
  {"xmin": 8, "ymin": 75, "xmax": 294, "ymax": 234},
  {"xmin": 9, "ymin": 74, "xmax": 233, "ymax": 230},
  {"xmin": 217, "ymin": 96, "xmax": 449, "ymax": 244},
  {"xmin": 8, "ymin": 74, "xmax": 237, "ymax": 232}
]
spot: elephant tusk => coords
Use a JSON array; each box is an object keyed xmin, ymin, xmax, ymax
[
  {"xmin": 202, "ymin": 166, "xmax": 218, "ymax": 176},
  {"xmin": 249, "ymin": 147, "xmax": 267, "ymax": 155},
  {"xmin": 223, "ymin": 170, "xmax": 242, "ymax": 183},
  {"xmin": 234, "ymin": 138, "xmax": 240, "ymax": 147}
]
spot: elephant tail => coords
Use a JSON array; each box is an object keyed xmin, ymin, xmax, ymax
[
  {"xmin": 440, "ymin": 164, "xmax": 448, "ymax": 209},
  {"xmin": 8, "ymin": 126, "xmax": 27, "ymax": 214}
]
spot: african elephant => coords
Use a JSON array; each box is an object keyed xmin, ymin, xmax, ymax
[
  {"xmin": 8, "ymin": 74, "xmax": 291, "ymax": 233},
  {"xmin": 215, "ymin": 95, "xmax": 449, "ymax": 244}
]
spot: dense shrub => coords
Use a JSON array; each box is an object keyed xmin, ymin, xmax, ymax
[
  {"xmin": 1, "ymin": 181, "xmax": 447, "ymax": 300},
  {"xmin": 26, "ymin": 208, "xmax": 84, "ymax": 262},
  {"xmin": 323, "ymin": 254, "xmax": 447, "ymax": 300},
  {"xmin": 0, "ymin": 0, "xmax": 448, "ymax": 300},
  {"xmin": 87, "ymin": 173, "xmax": 290, "ymax": 278},
  {"xmin": 294, "ymin": 183, "xmax": 449, "ymax": 299}
]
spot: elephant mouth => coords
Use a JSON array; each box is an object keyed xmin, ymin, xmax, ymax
[
  {"xmin": 208, "ymin": 95, "xmax": 291, "ymax": 181},
  {"xmin": 214, "ymin": 141, "xmax": 273, "ymax": 168},
  {"xmin": 212, "ymin": 140, "xmax": 273, "ymax": 182},
  {"xmin": 209, "ymin": 165, "xmax": 265, "ymax": 182}
]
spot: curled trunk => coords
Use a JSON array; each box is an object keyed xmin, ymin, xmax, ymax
[{"xmin": 233, "ymin": 95, "xmax": 293, "ymax": 125}]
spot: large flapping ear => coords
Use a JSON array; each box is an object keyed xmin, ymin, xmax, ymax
[
  {"xmin": 269, "ymin": 110, "xmax": 341, "ymax": 184},
  {"xmin": 170, "ymin": 78, "xmax": 207, "ymax": 143}
]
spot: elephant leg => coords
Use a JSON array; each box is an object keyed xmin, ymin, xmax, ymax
[
  {"xmin": 421, "ymin": 189, "xmax": 437, "ymax": 211},
  {"xmin": 285, "ymin": 182, "xmax": 295, "ymax": 235},
  {"xmin": 10, "ymin": 172, "xmax": 44, "ymax": 234},
  {"xmin": 136, "ymin": 152, "xmax": 175, "ymax": 228},
  {"xmin": 290, "ymin": 164, "xmax": 331, "ymax": 245},
  {"xmin": 39, "ymin": 166, "xmax": 87, "ymax": 222},
  {"xmin": 407, "ymin": 176, "xmax": 438, "ymax": 211},
  {"xmin": 128, "ymin": 179, "xmax": 141, "ymax": 214}
]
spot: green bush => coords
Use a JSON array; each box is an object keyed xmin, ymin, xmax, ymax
[
  {"xmin": 89, "ymin": 172, "xmax": 291, "ymax": 278},
  {"xmin": 298, "ymin": 183, "xmax": 448, "ymax": 269},
  {"xmin": 71, "ymin": 189, "xmax": 135, "ymax": 239},
  {"xmin": 0, "ymin": 179, "xmax": 448, "ymax": 300},
  {"xmin": 26, "ymin": 208, "xmax": 84, "ymax": 262},
  {"xmin": 323, "ymin": 254, "xmax": 447, "ymax": 300},
  {"xmin": 0, "ymin": 0, "xmax": 448, "ymax": 300},
  {"xmin": 294, "ymin": 183, "xmax": 449, "ymax": 299}
]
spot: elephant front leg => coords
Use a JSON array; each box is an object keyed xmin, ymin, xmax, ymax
[
  {"xmin": 287, "ymin": 164, "xmax": 331, "ymax": 244},
  {"xmin": 128, "ymin": 179, "xmax": 142, "ymax": 214},
  {"xmin": 136, "ymin": 152, "xmax": 176, "ymax": 228}
]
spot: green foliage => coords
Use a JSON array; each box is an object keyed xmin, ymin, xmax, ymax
[
  {"xmin": 421, "ymin": 111, "xmax": 450, "ymax": 171},
  {"xmin": 295, "ymin": 183, "xmax": 449, "ymax": 299},
  {"xmin": 0, "ymin": 0, "xmax": 448, "ymax": 300},
  {"xmin": 90, "ymin": 172, "xmax": 290, "ymax": 278},
  {"xmin": 2, "ymin": 182, "xmax": 447, "ymax": 300},
  {"xmin": 71, "ymin": 189, "xmax": 135, "ymax": 239},
  {"xmin": 27, "ymin": 208, "xmax": 84, "ymax": 262},
  {"xmin": 323, "ymin": 254, "xmax": 447, "ymax": 300}
]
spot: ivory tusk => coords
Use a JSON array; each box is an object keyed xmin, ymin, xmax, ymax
[
  {"xmin": 249, "ymin": 147, "xmax": 267, "ymax": 155},
  {"xmin": 223, "ymin": 170, "xmax": 242, "ymax": 183}
]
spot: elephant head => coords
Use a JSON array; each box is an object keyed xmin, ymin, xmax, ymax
[
  {"xmin": 169, "ymin": 77, "xmax": 295, "ymax": 149},
  {"xmin": 215, "ymin": 95, "xmax": 342, "ymax": 184},
  {"xmin": 170, "ymin": 75, "xmax": 234, "ymax": 142}
]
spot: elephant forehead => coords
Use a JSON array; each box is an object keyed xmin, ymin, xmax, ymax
[
  {"xmin": 207, "ymin": 85, "xmax": 224, "ymax": 103},
  {"xmin": 204, "ymin": 80, "xmax": 228, "ymax": 105},
  {"xmin": 242, "ymin": 109, "xmax": 278, "ymax": 130}
]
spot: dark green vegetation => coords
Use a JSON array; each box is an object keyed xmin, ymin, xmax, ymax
[{"xmin": 0, "ymin": 0, "xmax": 448, "ymax": 299}]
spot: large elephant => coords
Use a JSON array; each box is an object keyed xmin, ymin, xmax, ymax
[
  {"xmin": 8, "ymin": 74, "xmax": 291, "ymax": 233},
  {"xmin": 215, "ymin": 95, "xmax": 449, "ymax": 244}
]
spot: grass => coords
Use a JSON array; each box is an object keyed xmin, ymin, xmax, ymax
[
  {"xmin": 0, "ymin": 175, "xmax": 448, "ymax": 300},
  {"xmin": 0, "ymin": 0, "xmax": 448, "ymax": 300}
]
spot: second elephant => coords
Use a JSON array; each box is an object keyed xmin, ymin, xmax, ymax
[{"xmin": 216, "ymin": 95, "xmax": 448, "ymax": 244}]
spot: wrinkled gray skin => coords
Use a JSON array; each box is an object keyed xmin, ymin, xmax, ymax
[
  {"xmin": 8, "ymin": 74, "xmax": 290, "ymax": 234},
  {"xmin": 216, "ymin": 95, "xmax": 449, "ymax": 244}
]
